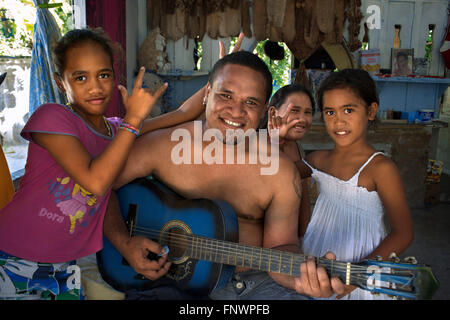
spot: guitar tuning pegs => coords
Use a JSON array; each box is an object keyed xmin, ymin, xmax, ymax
[
  {"xmin": 404, "ymin": 256, "xmax": 418, "ymax": 264},
  {"xmin": 389, "ymin": 252, "xmax": 400, "ymax": 263}
]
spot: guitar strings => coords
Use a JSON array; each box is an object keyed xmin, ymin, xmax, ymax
[
  {"xmin": 133, "ymin": 225, "xmax": 416, "ymax": 290},
  {"xmin": 131, "ymin": 226, "xmax": 399, "ymax": 276},
  {"xmin": 106, "ymin": 223, "xmax": 412, "ymax": 294},
  {"xmin": 135, "ymin": 228, "xmax": 416, "ymax": 292},
  {"xmin": 130, "ymin": 226, "xmax": 413, "ymax": 290},
  {"xmin": 133, "ymin": 225, "xmax": 368, "ymax": 274},
  {"xmin": 132, "ymin": 226, "xmax": 316, "ymax": 265}
]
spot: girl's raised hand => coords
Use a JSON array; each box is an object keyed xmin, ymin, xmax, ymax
[{"xmin": 118, "ymin": 67, "xmax": 168, "ymax": 125}]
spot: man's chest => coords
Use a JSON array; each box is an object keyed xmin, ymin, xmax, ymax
[{"xmin": 154, "ymin": 163, "xmax": 271, "ymax": 220}]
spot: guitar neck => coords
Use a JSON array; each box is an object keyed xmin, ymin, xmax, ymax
[{"xmin": 187, "ymin": 235, "xmax": 361, "ymax": 286}]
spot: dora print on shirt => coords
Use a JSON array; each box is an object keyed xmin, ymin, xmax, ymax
[
  {"xmin": 46, "ymin": 176, "xmax": 99, "ymax": 234},
  {"xmin": 0, "ymin": 104, "xmax": 121, "ymax": 264}
]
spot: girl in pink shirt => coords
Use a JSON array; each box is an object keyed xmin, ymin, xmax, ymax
[{"xmin": 0, "ymin": 28, "xmax": 172, "ymax": 300}]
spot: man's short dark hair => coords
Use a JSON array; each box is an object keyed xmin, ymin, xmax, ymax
[{"xmin": 209, "ymin": 51, "xmax": 273, "ymax": 103}]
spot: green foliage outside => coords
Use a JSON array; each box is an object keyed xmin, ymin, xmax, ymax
[
  {"xmin": 0, "ymin": 0, "xmax": 73, "ymax": 57},
  {"xmin": 253, "ymin": 40, "xmax": 292, "ymax": 95},
  {"xmin": 228, "ymin": 37, "xmax": 293, "ymax": 96}
]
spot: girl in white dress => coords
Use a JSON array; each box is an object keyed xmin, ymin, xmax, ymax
[{"xmin": 301, "ymin": 69, "xmax": 413, "ymax": 299}]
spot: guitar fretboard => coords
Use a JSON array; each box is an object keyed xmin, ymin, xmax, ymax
[
  {"xmin": 186, "ymin": 234, "xmax": 351, "ymax": 281},
  {"xmin": 132, "ymin": 227, "xmax": 423, "ymax": 298}
]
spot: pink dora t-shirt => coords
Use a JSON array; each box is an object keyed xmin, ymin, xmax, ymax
[{"xmin": 0, "ymin": 104, "xmax": 122, "ymax": 263}]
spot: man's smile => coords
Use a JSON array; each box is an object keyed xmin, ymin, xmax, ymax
[{"xmin": 222, "ymin": 118, "xmax": 245, "ymax": 128}]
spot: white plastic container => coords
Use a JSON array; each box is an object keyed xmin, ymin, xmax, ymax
[{"xmin": 418, "ymin": 109, "xmax": 434, "ymax": 122}]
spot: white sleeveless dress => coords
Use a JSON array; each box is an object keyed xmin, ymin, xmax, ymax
[{"xmin": 302, "ymin": 152, "xmax": 392, "ymax": 300}]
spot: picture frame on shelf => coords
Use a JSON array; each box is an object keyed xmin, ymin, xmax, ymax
[
  {"xmin": 391, "ymin": 48, "xmax": 414, "ymax": 76},
  {"xmin": 414, "ymin": 57, "xmax": 429, "ymax": 76}
]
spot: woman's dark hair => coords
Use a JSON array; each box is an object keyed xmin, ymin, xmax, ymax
[
  {"xmin": 52, "ymin": 28, "xmax": 117, "ymax": 76},
  {"xmin": 209, "ymin": 51, "xmax": 273, "ymax": 103},
  {"xmin": 269, "ymin": 84, "xmax": 315, "ymax": 113},
  {"xmin": 316, "ymin": 68, "xmax": 379, "ymax": 127},
  {"xmin": 260, "ymin": 84, "xmax": 315, "ymax": 129}
]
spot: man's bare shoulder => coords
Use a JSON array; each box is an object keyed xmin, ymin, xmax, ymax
[
  {"xmin": 264, "ymin": 153, "xmax": 301, "ymax": 199},
  {"xmin": 137, "ymin": 121, "xmax": 194, "ymax": 147},
  {"xmin": 116, "ymin": 122, "xmax": 196, "ymax": 188},
  {"xmin": 277, "ymin": 152, "xmax": 298, "ymax": 176}
]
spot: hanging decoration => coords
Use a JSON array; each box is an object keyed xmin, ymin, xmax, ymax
[
  {"xmin": 145, "ymin": 0, "xmax": 363, "ymax": 88},
  {"xmin": 263, "ymin": 41, "xmax": 285, "ymax": 61}
]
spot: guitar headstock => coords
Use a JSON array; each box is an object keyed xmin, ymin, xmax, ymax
[{"xmin": 354, "ymin": 255, "xmax": 439, "ymax": 299}]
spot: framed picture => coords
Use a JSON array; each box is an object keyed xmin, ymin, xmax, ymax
[
  {"xmin": 414, "ymin": 57, "xmax": 429, "ymax": 75},
  {"xmin": 391, "ymin": 48, "xmax": 414, "ymax": 76}
]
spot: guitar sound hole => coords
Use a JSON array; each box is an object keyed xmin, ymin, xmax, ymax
[{"xmin": 162, "ymin": 227, "xmax": 188, "ymax": 261}]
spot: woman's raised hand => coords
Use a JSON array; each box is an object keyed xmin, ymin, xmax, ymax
[
  {"xmin": 268, "ymin": 103, "xmax": 301, "ymax": 142},
  {"xmin": 219, "ymin": 32, "xmax": 245, "ymax": 59}
]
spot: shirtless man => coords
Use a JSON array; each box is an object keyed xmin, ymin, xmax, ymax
[{"xmin": 104, "ymin": 51, "xmax": 344, "ymax": 299}]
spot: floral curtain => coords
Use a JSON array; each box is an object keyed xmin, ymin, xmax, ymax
[{"xmin": 28, "ymin": 0, "xmax": 65, "ymax": 115}]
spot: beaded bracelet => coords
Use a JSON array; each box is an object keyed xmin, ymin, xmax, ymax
[{"xmin": 119, "ymin": 122, "xmax": 140, "ymax": 137}]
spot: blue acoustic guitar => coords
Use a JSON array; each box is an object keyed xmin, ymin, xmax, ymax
[{"xmin": 97, "ymin": 177, "xmax": 439, "ymax": 299}]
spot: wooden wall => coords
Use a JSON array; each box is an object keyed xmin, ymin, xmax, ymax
[
  {"xmin": 356, "ymin": 0, "xmax": 448, "ymax": 76},
  {"xmin": 122, "ymin": 0, "xmax": 449, "ymax": 112},
  {"xmin": 131, "ymin": 0, "xmax": 449, "ymax": 77}
]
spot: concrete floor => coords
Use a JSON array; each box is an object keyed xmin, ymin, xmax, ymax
[{"xmin": 402, "ymin": 174, "xmax": 450, "ymax": 300}]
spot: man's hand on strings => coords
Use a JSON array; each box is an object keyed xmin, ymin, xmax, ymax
[{"xmin": 121, "ymin": 236, "xmax": 171, "ymax": 281}]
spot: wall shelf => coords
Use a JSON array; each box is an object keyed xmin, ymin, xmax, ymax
[
  {"xmin": 371, "ymin": 75, "xmax": 450, "ymax": 114},
  {"xmin": 372, "ymin": 75, "xmax": 450, "ymax": 84}
]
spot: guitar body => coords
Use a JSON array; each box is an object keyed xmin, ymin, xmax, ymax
[
  {"xmin": 97, "ymin": 177, "xmax": 239, "ymax": 296},
  {"xmin": 97, "ymin": 179, "xmax": 440, "ymax": 300}
]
